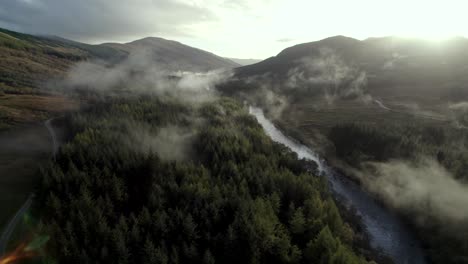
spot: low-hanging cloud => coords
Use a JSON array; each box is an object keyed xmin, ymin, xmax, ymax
[
  {"xmin": 286, "ymin": 48, "xmax": 370, "ymax": 104},
  {"xmin": 129, "ymin": 124, "xmax": 196, "ymax": 161},
  {"xmin": 382, "ymin": 52, "xmax": 408, "ymax": 70},
  {"xmin": 253, "ymin": 87, "xmax": 288, "ymax": 120},
  {"xmin": 358, "ymin": 158, "xmax": 468, "ymax": 228},
  {"xmin": 234, "ymin": 48, "xmax": 371, "ymax": 119},
  {"xmin": 449, "ymin": 101, "xmax": 468, "ymax": 111},
  {"xmin": 60, "ymin": 47, "xmax": 233, "ymax": 103},
  {"xmin": 448, "ymin": 101, "xmax": 468, "ymax": 128},
  {"xmin": 235, "ymin": 72, "xmax": 289, "ymax": 119}
]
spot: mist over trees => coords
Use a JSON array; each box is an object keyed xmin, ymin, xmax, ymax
[
  {"xmin": 5, "ymin": 22, "xmax": 468, "ymax": 264},
  {"xmin": 35, "ymin": 97, "xmax": 369, "ymax": 264},
  {"xmin": 328, "ymin": 123, "xmax": 468, "ymax": 263}
]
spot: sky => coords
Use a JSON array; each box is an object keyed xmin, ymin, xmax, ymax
[{"xmin": 0, "ymin": 0, "xmax": 467, "ymax": 59}]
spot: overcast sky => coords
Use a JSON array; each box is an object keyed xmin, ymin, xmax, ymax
[{"xmin": 1, "ymin": 0, "xmax": 467, "ymax": 58}]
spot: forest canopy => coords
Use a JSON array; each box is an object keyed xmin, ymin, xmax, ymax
[{"xmin": 35, "ymin": 97, "xmax": 369, "ymax": 264}]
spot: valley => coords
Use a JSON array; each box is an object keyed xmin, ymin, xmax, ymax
[
  {"xmin": 250, "ymin": 106, "xmax": 426, "ymax": 264},
  {"xmin": 229, "ymin": 35, "xmax": 468, "ymax": 264},
  {"xmin": 0, "ymin": 23, "xmax": 467, "ymax": 264}
]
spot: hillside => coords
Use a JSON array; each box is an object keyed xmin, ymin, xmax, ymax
[
  {"xmin": 230, "ymin": 36, "xmax": 468, "ymax": 264},
  {"xmin": 0, "ymin": 28, "xmax": 88, "ymax": 95},
  {"xmin": 229, "ymin": 35, "xmax": 468, "ymax": 138},
  {"xmin": 103, "ymin": 37, "xmax": 239, "ymax": 72},
  {"xmin": 0, "ymin": 27, "xmax": 238, "ymax": 129},
  {"xmin": 0, "ymin": 27, "xmax": 238, "ymax": 94},
  {"xmin": 236, "ymin": 36, "xmax": 468, "ymax": 101}
]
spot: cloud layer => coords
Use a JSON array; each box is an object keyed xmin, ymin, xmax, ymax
[
  {"xmin": 57, "ymin": 46, "xmax": 233, "ymax": 106},
  {"xmin": 0, "ymin": 0, "xmax": 216, "ymax": 42},
  {"xmin": 286, "ymin": 48, "xmax": 369, "ymax": 104}
]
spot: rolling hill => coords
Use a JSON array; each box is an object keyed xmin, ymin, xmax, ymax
[
  {"xmin": 0, "ymin": 27, "xmax": 238, "ymax": 94},
  {"xmin": 103, "ymin": 37, "xmax": 239, "ymax": 72},
  {"xmin": 236, "ymin": 35, "xmax": 468, "ymax": 102},
  {"xmin": 0, "ymin": 27, "xmax": 238, "ymax": 129},
  {"xmin": 231, "ymin": 36, "xmax": 468, "ymax": 264},
  {"xmin": 228, "ymin": 35, "xmax": 468, "ymax": 141}
]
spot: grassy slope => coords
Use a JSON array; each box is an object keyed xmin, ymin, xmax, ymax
[
  {"xmin": 282, "ymin": 98, "xmax": 449, "ymax": 129},
  {"xmin": 0, "ymin": 27, "xmax": 131, "ymax": 93},
  {"xmin": 234, "ymin": 36, "xmax": 467, "ymax": 152},
  {"xmin": 0, "ymin": 28, "xmax": 89, "ymax": 93},
  {"xmin": 0, "ymin": 94, "xmax": 79, "ymax": 130},
  {"xmin": 0, "ymin": 27, "xmax": 124, "ymax": 130}
]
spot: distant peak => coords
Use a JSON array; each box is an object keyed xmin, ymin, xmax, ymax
[
  {"xmin": 318, "ymin": 35, "xmax": 360, "ymax": 44},
  {"xmin": 135, "ymin": 36, "xmax": 165, "ymax": 41},
  {"xmin": 323, "ymin": 35, "xmax": 358, "ymax": 40},
  {"xmin": 126, "ymin": 36, "xmax": 180, "ymax": 45}
]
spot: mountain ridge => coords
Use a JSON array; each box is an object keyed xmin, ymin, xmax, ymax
[
  {"xmin": 235, "ymin": 35, "xmax": 468, "ymax": 101},
  {"xmin": 0, "ymin": 27, "xmax": 239, "ymax": 94}
]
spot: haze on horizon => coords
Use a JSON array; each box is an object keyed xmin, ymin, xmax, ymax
[{"xmin": 0, "ymin": 0, "xmax": 467, "ymax": 59}]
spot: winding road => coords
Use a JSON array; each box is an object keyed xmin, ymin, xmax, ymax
[{"xmin": 0, "ymin": 118, "xmax": 57, "ymax": 256}]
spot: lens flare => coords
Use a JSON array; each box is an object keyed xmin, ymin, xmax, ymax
[
  {"xmin": 0, "ymin": 243, "xmax": 36, "ymax": 264},
  {"xmin": 0, "ymin": 235, "xmax": 49, "ymax": 264}
]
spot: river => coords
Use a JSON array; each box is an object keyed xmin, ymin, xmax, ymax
[{"xmin": 249, "ymin": 106, "xmax": 426, "ymax": 264}]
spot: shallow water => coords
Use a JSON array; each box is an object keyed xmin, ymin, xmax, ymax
[{"xmin": 250, "ymin": 106, "xmax": 426, "ymax": 264}]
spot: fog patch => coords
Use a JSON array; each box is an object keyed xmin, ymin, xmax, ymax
[
  {"xmin": 232, "ymin": 49, "xmax": 372, "ymax": 120},
  {"xmin": 358, "ymin": 158, "xmax": 468, "ymax": 228},
  {"xmin": 249, "ymin": 85, "xmax": 288, "ymax": 120},
  {"xmin": 449, "ymin": 101, "xmax": 468, "ymax": 111},
  {"xmin": 382, "ymin": 52, "xmax": 407, "ymax": 70},
  {"xmin": 286, "ymin": 48, "xmax": 370, "ymax": 104},
  {"xmin": 58, "ymin": 48, "xmax": 233, "ymax": 103},
  {"xmin": 390, "ymin": 101, "xmax": 449, "ymax": 121},
  {"xmin": 261, "ymin": 89, "xmax": 288, "ymax": 119},
  {"xmin": 448, "ymin": 101, "xmax": 468, "ymax": 128},
  {"xmin": 129, "ymin": 124, "xmax": 196, "ymax": 161}
]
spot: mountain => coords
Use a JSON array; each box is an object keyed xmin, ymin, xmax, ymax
[
  {"xmin": 44, "ymin": 35, "xmax": 128, "ymax": 62},
  {"xmin": 0, "ymin": 28, "xmax": 82, "ymax": 94},
  {"xmin": 0, "ymin": 27, "xmax": 238, "ymax": 129},
  {"xmin": 103, "ymin": 37, "xmax": 239, "ymax": 72},
  {"xmin": 236, "ymin": 36, "xmax": 361, "ymax": 77},
  {"xmin": 0, "ymin": 27, "xmax": 238, "ymax": 94},
  {"xmin": 226, "ymin": 58, "xmax": 262, "ymax": 66},
  {"xmin": 235, "ymin": 35, "xmax": 468, "ymax": 101}
]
